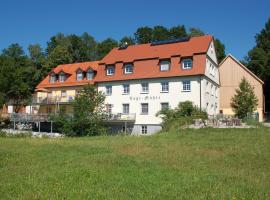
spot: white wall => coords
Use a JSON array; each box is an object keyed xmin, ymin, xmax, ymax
[{"xmin": 98, "ymin": 76, "xmax": 202, "ymax": 125}]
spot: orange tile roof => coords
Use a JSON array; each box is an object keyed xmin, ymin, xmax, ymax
[
  {"xmin": 36, "ymin": 35, "xmax": 213, "ymax": 88},
  {"xmin": 36, "ymin": 61, "xmax": 99, "ymax": 88},
  {"xmin": 101, "ymin": 35, "xmax": 213, "ymax": 65},
  {"xmin": 95, "ymin": 35, "xmax": 213, "ymax": 82}
]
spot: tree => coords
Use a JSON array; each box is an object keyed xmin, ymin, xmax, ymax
[
  {"xmin": 53, "ymin": 84, "xmax": 106, "ymax": 136},
  {"xmin": 28, "ymin": 44, "xmax": 46, "ymax": 69},
  {"xmin": 214, "ymin": 39, "xmax": 226, "ymax": 63},
  {"xmin": 245, "ymin": 18, "xmax": 270, "ymax": 111},
  {"xmin": 97, "ymin": 38, "xmax": 118, "ymax": 59},
  {"xmin": 0, "ymin": 53, "xmax": 35, "ymax": 112},
  {"xmin": 188, "ymin": 27, "xmax": 205, "ymax": 37},
  {"xmin": 2, "ymin": 43, "xmax": 24, "ymax": 59},
  {"xmin": 134, "ymin": 26, "xmax": 153, "ymax": 44},
  {"xmin": 119, "ymin": 36, "xmax": 135, "ymax": 46},
  {"xmin": 169, "ymin": 25, "xmax": 187, "ymax": 39},
  {"xmin": 46, "ymin": 45, "xmax": 73, "ymax": 71},
  {"xmin": 152, "ymin": 25, "xmax": 170, "ymax": 42},
  {"xmin": 231, "ymin": 78, "xmax": 258, "ymax": 119}
]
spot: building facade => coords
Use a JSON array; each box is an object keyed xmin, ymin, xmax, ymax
[
  {"xmin": 34, "ymin": 35, "xmax": 220, "ymax": 134},
  {"xmin": 219, "ymin": 54, "xmax": 264, "ymax": 121}
]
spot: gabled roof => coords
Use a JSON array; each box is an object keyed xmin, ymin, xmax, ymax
[
  {"xmin": 36, "ymin": 61, "xmax": 99, "ymax": 88},
  {"xmin": 101, "ymin": 35, "xmax": 213, "ymax": 65},
  {"xmin": 219, "ymin": 54, "xmax": 264, "ymax": 84}
]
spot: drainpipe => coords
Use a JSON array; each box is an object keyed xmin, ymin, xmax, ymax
[{"xmin": 199, "ymin": 76, "xmax": 202, "ymax": 110}]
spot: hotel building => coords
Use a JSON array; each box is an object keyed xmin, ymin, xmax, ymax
[{"xmin": 33, "ymin": 35, "xmax": 220, "ymax": 134}]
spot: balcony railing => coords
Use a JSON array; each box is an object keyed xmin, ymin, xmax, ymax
[
  {"xmin": 103, "ymin": 113, "xmax": 136, "ymax": 122},
  {"xmin": 32, "ymin": 96, "xmax": 74, "ymax": 105},
  {"xmin": 9, "ymin": 112, "xmax": 136, "ymax": 123}
]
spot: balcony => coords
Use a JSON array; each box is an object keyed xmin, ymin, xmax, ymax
[
  {"xmin": 32, "ymin": 96, "xmax": 74, "ymax": 105},
  {"xmin": 103, "ymin": 113, "xmax": 136, "ymax": 122},
  {"xmin": 9, "ymin": 113, "xmax": 136, "ymax": 123}
]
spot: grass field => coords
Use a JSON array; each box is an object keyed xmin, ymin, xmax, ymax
[{"xmin": 0, "ymin": 128, "xmax": 270, "ymax": 200}]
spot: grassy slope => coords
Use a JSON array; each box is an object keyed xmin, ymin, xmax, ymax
[{"xmin": 0, "ymin": 128, "xmax": 270, "ymax": 200}]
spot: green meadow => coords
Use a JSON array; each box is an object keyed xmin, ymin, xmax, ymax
[{"xmin": 0, "ymin": 128, "xmax": 270, "ymax": 200}]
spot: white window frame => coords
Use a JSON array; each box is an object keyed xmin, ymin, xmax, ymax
[
  {"xmin": 59, "ymin": 72, "xmax": 65, "ymax": 83},
  {"xmin": 87, "ymin": 69, "xmax": 94, "ymax": 80},
  {"xmin": 141, "ymin": 83, "xmax": 149, "ymax": 94},
  {"xmin": 141, "ymin": 103, "xmax": 149, "ymax": 115},
  {"xmin": 124, "ymin": 64, "xmax": 133, "ymax": 74},
  {"xmin": 106, "ymin": 66, "xmax": 115, "ymax": 76},
  {"xmin": 123, "ymin": 84, "xmax": 130, "ymax": 95},
  {"xmin": 161, "ymin": 82, "xmax": 169, "ymax": 93},
  {"xmin": 182, "ymin": 58, "xmax": 192, "ymax": 69},
  {"xmin": 182, "ymin": 80, "xmax": 191, "ymax": 92},
  {"xmin": 105, "ymin": 85, "xmax": 112, "ymax": 96},
  {"xmin": 106, "ymin": 104, "xmax": 113, "ymax": 114},
  {"xmin": 122, "ymin": 104, "xmax": 129, "ymax": 114},
  {"xmin": 50, "ymin": 74, "xmax": 56, "ymax": 83},
  {"xmin": 61, "ymin": 90, "xmax": 67, "ymax": 98},
  {"xmin": 141, "ymin": 125, "xmax": 147, "ymax": 134},
  {"xmin": 161, "ymin": 102, "xmax": 169, "ymax": 110},
  {"xmin": 76, "ymin": 70, "xmax": 83, "ymax": 81},
  {"xmin": 160, "ymin": 60, "xmax": 170, "ymax": 71}
]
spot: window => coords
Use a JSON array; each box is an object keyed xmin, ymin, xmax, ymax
[
  {"xmin": 105, "ymin": 85, "xmax": 112, "ymax": 96},
  {"xmin": 76, "ymin": 70, "xmax": 83, "ymax": 81},
  {"xmin": 161, "ymin": 82, "xmax": 169, "ymax": 92},
  {"xmin": 124, "ymin": 64, "xmax": 133, "ymax": 74},
  {"xmin": 141, "ymin": 103, "xmax": 148, "ymax": 114},
  {"xmin": 87, "ymin": 69, "xmax": 94, "ymax": 80},
  {"xmin": 215, "ymin": 87, "xmax": 218, "ymax": 97},
  {"xmin": 50, "ymin": 74, "xmax": 56, "ymax": 83},
  {"xmin": 160, "ymin": 61, "xmax": 170, "ymax": 71},
  {"xmin": 182, "ymin": 81, "xmax": 191, "ymax": 91},
  {"xmin": 141, "ymin": 125, "xmax": 147, "ymax": 134},
  {"xmin": 61, "ymin": 90, "xmax": 67, "ymax": 98},
  {"xmin": 122, "ymin": 104, "xmax": 129, "ymax": 114},
  {"xmin": 106, "ymin": 104, "xmax": 112, "ymax": 114},
  {"xmin": 123, "ymin": 84, "xmax": 130, "ymax": 94},
  {"xmin": 206, "ymin": 81, "xmax": 209, "ymax": 94},
  {"xmin": 106, "ymin": 66, "xmax": 115, "ymax": 75},
  {"xmin": 161, "ymin": 102, "xmax": 169, "ymax": 110},
  {"xmin": 141, "ymin": 83, "xmax": 149, "ymax": 93},
  {"xmin": 211, "ymin": 85, "xmax": 214, "ymax": 96},
  {"xmin": 59, "ymin": 72, "xmax": 65, "ymax": 82},
  {"xmin": 182, "ymin": 58, "xmax": 192, "ymax": 69}
]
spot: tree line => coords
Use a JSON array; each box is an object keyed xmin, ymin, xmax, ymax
[{"xmin": 0, "ymin": 21, "xmax": 269, "ymax": 112}]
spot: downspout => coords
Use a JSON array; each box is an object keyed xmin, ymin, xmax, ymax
[{"xmin": 199, "ymin": 75, "xmax": 202, "ymax": 110}]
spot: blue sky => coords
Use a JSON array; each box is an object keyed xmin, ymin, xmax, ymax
[{"xmin": 0, "ymin": 0, "xmax": 269, "ymax": 60}]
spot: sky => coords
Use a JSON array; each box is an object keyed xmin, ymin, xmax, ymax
[{"xmin": 0, "ymin": 0, "xmax": 269, "ymax": 60}]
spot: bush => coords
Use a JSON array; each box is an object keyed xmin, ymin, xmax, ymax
[{"xmin": 157, "ymin": 101, "xmax": 207, "ymax": 131}]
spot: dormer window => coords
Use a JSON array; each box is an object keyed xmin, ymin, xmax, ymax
[
  {"xmin": 76, "ymin": 69, "xmax": 83, "ymax": 81},
  {"xmin": 160, "ymin": 60, "xmax": 170, "ymax": 71},
  {"xmin": 59, "ymin": 72, "xmax": 66, "ymax": 82},
  {"xmin": 106, "ymin": 66, "xmax": 115, "ymax": 76},
  {"xmin": 182, "ymin": 58, "xmax": 193, "ymax": 69},
  {"xmin": 50, "ymin": 73, "xmax": 56, "ymax": 83},
  {"xmin": 87, "ymin": 69, "xmax": 94, "ymax": 80},
  {"xmin": 124, "ymin": 64, "xmax": 133, "ymax": 74}
]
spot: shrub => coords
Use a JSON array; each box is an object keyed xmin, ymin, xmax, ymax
[{"xmin": 157, "ymin": 101, "xmax": 207, "ymax": 131}]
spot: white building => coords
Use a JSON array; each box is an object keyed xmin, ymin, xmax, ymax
[{"xmin": 95, "ymin": 35, "xmax": 219, "ymax": 134}]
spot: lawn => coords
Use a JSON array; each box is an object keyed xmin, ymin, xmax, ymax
[{"xmin": 0, "ymin": 128, "xmax": 270, "ymax": 200}]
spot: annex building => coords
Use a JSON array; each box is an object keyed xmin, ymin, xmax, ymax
[{"xmin": 32, "ymin": 35, "xmax": 220, "ymax": 134}]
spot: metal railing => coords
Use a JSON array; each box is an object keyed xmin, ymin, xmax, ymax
[
  {"xmin": 8, "ymin": 112, "xmax": 136, "ymax": 123},
  {"xmin": 104, "ymin": 113, "xmax": 136, "ymax": 121},
  {"xmin": 32, "ymin": 96, "xmax": 74, "ymax": 105}
]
